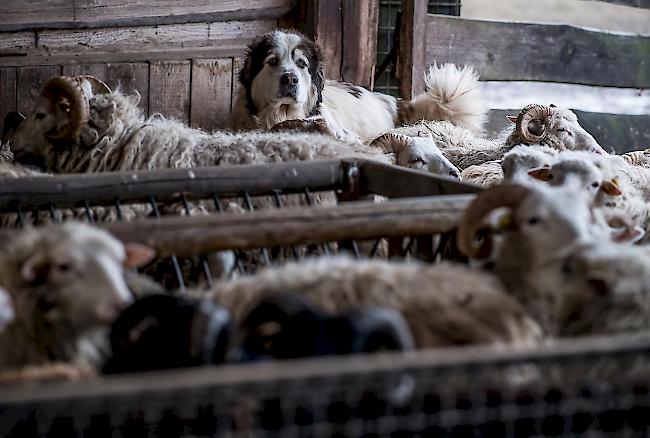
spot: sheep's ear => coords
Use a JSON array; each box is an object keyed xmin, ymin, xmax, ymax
[
  {"xmin": 507, "ymin": 115, "xmax": 517, "ymax": 124},
  {"xmin": 21, "ymin": 254, "xmax": 50, "ymax": 282},
  {"xmin": 123, "ymin": 243, "xmax": 156, "ymax": 268},
  {"xmin": 601, "ymin": 179, "xmax": 622, "ymax": 196},
  {"xmin": 528, "ymin": 167, "xmax": 553, "ymax": 181}
]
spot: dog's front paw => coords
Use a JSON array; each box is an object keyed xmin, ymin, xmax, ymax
[{"xmin": 271, "ymin": 118, "xmax": 330, "ymax": 135}]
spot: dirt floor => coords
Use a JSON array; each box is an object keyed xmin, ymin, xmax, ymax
[{"xmin": 462, "ymin": 0, "xmax": 650, "ymax": 35}]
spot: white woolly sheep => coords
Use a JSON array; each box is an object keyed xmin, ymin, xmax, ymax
[
  {"xmin": 461, "ymin": 144, "xmax": 558, "ymax": 187},
  {"xmin": 2, "ymin": 76, "xmax": 466, "ymax": 180},
  {"xmin": 373, "ymin": 104, "xmax": 607, "ymax": 171},
  {"xmin": 0, "ymin": 222, "xmax": 154, "ymax": 370},
  {"xmin": 204, "ymin": 257, "xmax": 542, "ymax": 349},
  {"xmin": 529, "ymin": 151, "xmax": 650, "ymax": 241},
  {"xmin": 456, "ymin": 183, "xmax": 643, "ymax": 333}
]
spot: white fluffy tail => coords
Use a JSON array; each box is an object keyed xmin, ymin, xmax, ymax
[{"xmin": 399, "ymin": 62, "xmax": 487, "ymax": 134}]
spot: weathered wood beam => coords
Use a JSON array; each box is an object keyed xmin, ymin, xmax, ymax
[
  {"xmin": 0, "ymin": 160, "xmax": 348, "ymax": 210},
  {"xmin": 425, "ymin": 15, "xmax": 650, "ymax": 88},
  {"xmin": 398, "ymin": 0, "xmax": 427, "ymax": 100},
  {"xmin": 102, "ymin": 194, "xmax": 475, "ymax": 255},
  {"xmin": 486, "ymin": 109, "xmax": 650, "ymax": 153},
  {"xmin": 0, "ymin": 0, "xmax": 297, "ymax": 32}
]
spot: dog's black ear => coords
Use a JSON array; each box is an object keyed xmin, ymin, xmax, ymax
[
  {"xmin": 298, "ymin": 33, "xmax": 325, "ymax": 117},
  {"xmin": 239, "ymin": 33, "xmax": 275, "ymax": 115}
]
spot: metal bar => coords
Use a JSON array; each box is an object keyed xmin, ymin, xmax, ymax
[
  {"xmin": 149, "ymin": 195, "xmax": 185, "ymax": 291},
  {"xmin": 83, "ymin": 200, "xmax": 94, "ymax": 223},
  {"xmin": 272, "ymin": 191, "xmax": 300, "ymax": 260},
  {"xmin": 243, "ymin": 191, "xmax": 271, "ymax": 266},
  {"xmin": 114, "ymin": 199, "xmax": 124, "ymax": 221}
]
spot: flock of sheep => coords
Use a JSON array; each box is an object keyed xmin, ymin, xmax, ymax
[{"xmin": 0, "ymin": 47, "xmax": 650, "ymax": 396}]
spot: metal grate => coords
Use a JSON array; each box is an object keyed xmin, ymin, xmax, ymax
[
  {"xmin": 375, "ymin": 0, "xmax": 461, "ymax": 96},
  {"xmin": 0, "ymin": 159, "xmax": 478, "ymax": 289},
  {"xmin": 2, "ymin": 334, "xmax": 650, "ymax": 437}
]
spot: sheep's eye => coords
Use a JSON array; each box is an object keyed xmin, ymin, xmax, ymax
[
  {"xmin": 557, "ymin": 128, "xmax": 572, "ymax": 137},
  {"xmin": 527, "ymin": 217, "xmax": 541, "ymax": 225},
  {"xmin": 591, "ymin": 181, "xmax": 600, "ymax": 188},
  {"xmin": 267, "ymin": 57, "xmax": 278, "ymax": 66},
  {"xmin": 35, "ymin": 113, "xmax": 46, "ymax": 120},
  {"xmin": 296, "ymin": 58, "xmax": 307, "ymax": 69},
  {"xmin": 55, "ymin": 263, "xmax": 71, "ymax": 273}
]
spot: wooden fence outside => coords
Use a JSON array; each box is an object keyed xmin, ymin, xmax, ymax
[{"xmin": 398, "ymin": 0, "xmax": 650, "ymax": 152}]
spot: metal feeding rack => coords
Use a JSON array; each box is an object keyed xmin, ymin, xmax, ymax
[
  {"xmin": 1, "ymin": 160, "xmax": 650, "ymax": 436},
  {"xmin": 0, "ymin": 159, "xmax": 480, "ymax": 288},
  {"xmin": 1, "ymin": 334, "xmax": 650, "ymax": 437}
]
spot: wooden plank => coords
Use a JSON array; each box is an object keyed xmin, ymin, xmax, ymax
[
  {"xmin": 589, "ymin": 0, "xmax": 650, "ymax": 8},
  {"xmin": 0, "ymin": 68, "xmax": 17, "ymax": 126},
  {"xmin": 340, "ymin": 0, "xmax": 379, "ymax": 88},
  {"xmin": 149, "ymin": 61, "xmax": 191, "ymax": 123},
  {"xmin": 398, "ymin": 0, "xmax": 427, "ymax": 100},
  {"xmin": 0, "ymin": 20, "xmax": 276, "ymax": 68},
  {"xmin": 0, "ymin": 160, "xmax": 347, "ymax": 210},
  {"xmin": 102, "ymin": 194, "xmax": 474, "ymax": 256},
  {"xmin": 300, "ymin": 0, "xmax": 343, "ymax": 81},
  {"xmin": 0, "ymin": 32, "xmax": 35, "ymax": 56},
  {"xmin": 1, "ymin": 331, "xmax": 648, "ymax": 408},
  {"xmin": 62, "ymin": 63, "xmax": 150, "ymax": 115},
  {"xmin": 424, "ymin": 15, "xmax": 650, "ymax": 89},
  {"xmin": 231, "ymin": 57, "xmax": 246, "ymax": 113},
  {"xmin": 486, "ymin": 109, "xmax": 650, "ymax": 154},
  {"xmin": 360, "ymin": 161, "xmax": 481, "ymax": 197},
  {"xmin": 191, "ymin": 59, "xmax": 233, "ymax": 131},
  {"xmin": 38, "ymin": 20, "xmax": 273, "ymax": 55},
  {"xmin": 16, "ymin": 66, "xmax": 62, "ymax": 114},
  {"xmin": 0, "ymin": 0, "xmax": 296, "ymax": 32}
]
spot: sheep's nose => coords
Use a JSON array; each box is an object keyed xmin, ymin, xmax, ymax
[
  {"xmin": 280, "ymin": 72, "xmax": 299, "ymax": 86},
  {"xmin": 449, "ymin": 169, "xmax": 461, "ymax": 179}
]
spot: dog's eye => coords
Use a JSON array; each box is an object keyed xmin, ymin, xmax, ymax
[
  {"xmin": 267, "ymin": 57, "xmax": 278, "ymax": 66},
  {"xmin": 296, "ymin": 58, "xmax": 307, "ymax": 69}
]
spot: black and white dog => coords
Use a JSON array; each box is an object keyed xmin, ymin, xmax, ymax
[{"xmin": 229, "ymin": 29, "xmax": 486, "ymax": 144}]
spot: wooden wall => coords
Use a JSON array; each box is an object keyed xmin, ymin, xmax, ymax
[
  {"xmin": 0, "ymin": 0, "xmax": 381, "ymax": 133},
  {"xmin": 0, "ymin": 1, "xmax": 296, "ymax": 132}
]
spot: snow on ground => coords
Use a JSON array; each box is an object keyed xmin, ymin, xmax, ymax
[{"xmin": 481, "ymin": 81, "xmax": 650, "ymax": 115}]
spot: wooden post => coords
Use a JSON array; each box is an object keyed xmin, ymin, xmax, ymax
[
  {"xmin": 398, "ymin": 0, "xmax": 427, "ymax": 100},
  {"xmin": 298, "ymin": 0, "xmax": 379, "ymax": 87}
]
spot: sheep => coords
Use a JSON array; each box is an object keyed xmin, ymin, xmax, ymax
[
  {"xmin": 371, "ymin": 104, "xmax": 607, "ymax": 171},
  {"xmin": 528, "ymin": 151, "xmax": 650, "ymax": 241},
  {"xmin": 461, "ymin": 144, "xmax": 558, "ymax": 187},
  {"xmin": 456, "ymin": 183, "xmax": 644, "ymax": 334},
  {"xmin": 201, "ymin": 257, "xmax": 542, "ymax": 349},
  {"xmin": 553, "ymin": 241, "xmax": 650, "ymax": 336},
  {"xmin": 103, "ymin": 294, "xmax": 233, "ymax": 373},
  {"xmin": 2, "ymin": 75, "xmax": 461, "ymax": 180},
  {"xmin": 235, "ymin": 292, "xmax": 414, "ymax": 361},
  {"xmin": 0, "ymin": 222, "xmax": 155, "ymax": 371}
]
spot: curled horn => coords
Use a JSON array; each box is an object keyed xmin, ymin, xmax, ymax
[
  {"xmin": 370, "ymin": 132, "xmax": 412, "ymax": 153},
  {"xmin": 42, "ymin": 76, "xmax": 89, "ymax": 141},
  {"xmin": 517, "ymin": 104, "xmax": 555, "ymax": 144},
  {"xmin": 457, "ymin": 184, "xmax": 533, "ymax": 258},
  {"xmin": 76, "ymin": 75, "xmax": 112, "ymax": 95}
]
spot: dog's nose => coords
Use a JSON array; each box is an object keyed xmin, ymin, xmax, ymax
[{"xmin": 280, "ymin": 72, "xmax": 299, "ymax": 86}]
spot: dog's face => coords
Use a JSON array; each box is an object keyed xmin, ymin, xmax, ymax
[{"xmin": 240, "ymin": 30, "xmax": 324, "ymax": 118}]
